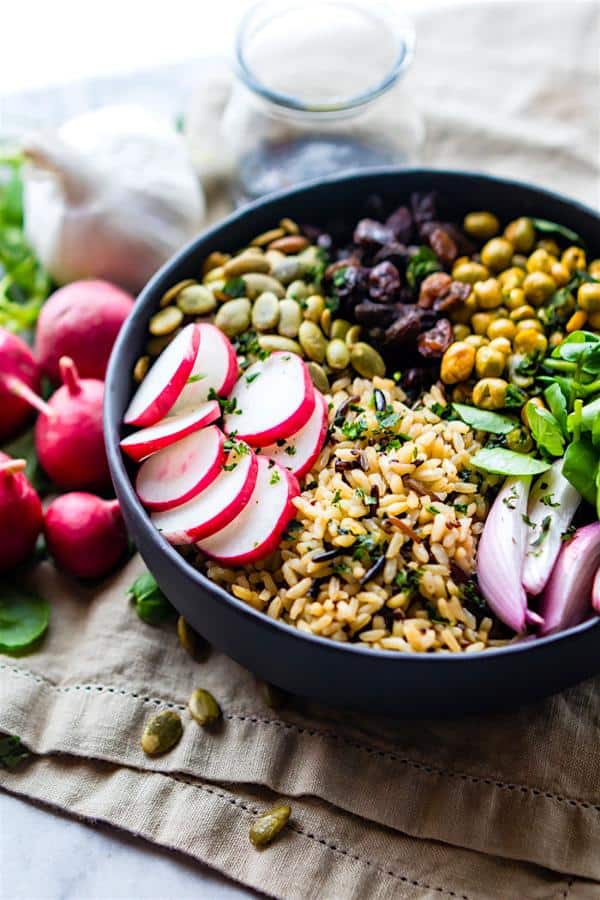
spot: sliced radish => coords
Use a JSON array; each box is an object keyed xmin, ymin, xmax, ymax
[
  {"xmin": 120, "ymin": 401, "xmax": 220, "ymax": 462},
  {"xmin": 261, "ymin": 390, "xmax": 328, "ymax": 478},
  {"xmin": 124, "ymin": 324, "xmax": 200, "ymax": 427},
  {"xmin": 136, "ymin": 425, "xmax": 225, "ymax": 511},
  {"xmin": 197, "ymin": 456, "xmax": 300, "ymax": 565},
  {"xmin": 225, "ymin": 352, "xmax": 315, "ymax": 447},
  {"xmin": 151, "ymin": 447, "xmax": 257, "ymax": 543},
  {"xmin": 171, "ymin": 323, "xmax": 238, "ymax": 413}
]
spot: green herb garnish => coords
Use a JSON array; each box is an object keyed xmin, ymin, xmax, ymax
[
  {"xmin": 406, "ymin": 246, "xmax": 442, "ymax": 289},
  {"xmin": 128, "ymin": 573, "xmax": 174, "ymax": 626},
  {"xmin": 452, "ymin": 403, "xmax": 517, "ymax": 435},
  {"xmin": 222, "ymin": 276, "xmax": 246, "ymax": 298}
]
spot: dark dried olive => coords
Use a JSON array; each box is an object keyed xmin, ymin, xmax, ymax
[
  {"xmin": 333, "ymin": 265, "xmax": 369, "ymax": 302},
  {"xmin": 418, "ymin": 318, "xmax": 453, "ymax": 358},
  {"xmin": 360, "ymin": 554, "xmax": 386, "ymax": 586},
  {"xmin": 429, "ymin": 228, "xmax": 458, "ymax": 267},
  {"xmin": 354, "ymin": 299, "xmax": 396, "ymax": 327},
  {"xmin": 385, "ymin": 205, "xmax": 414, "ymax": 244},
  {"xmin": 411, "ymin": 192, "xmax": 438, "ymax": 229},
  {"xmin": 312, "ymin": 547, "xmax": 347, "ymax": 563},
  {"xmin": 373, "ymin": 388, "xmax": 386, "ymax": 411},
  {"xmin": 373, "ymin": 242, "xmax": 409, "ymax": 268},
  {"xmin": 402, "ymin": 367, "xmax": 429, "ymax": 391},
  {"xmin": 368, "ymin": 261, "xmax": 401, "ymax": 302},
  {"xmin": 353, "ymin": 218, "xmax": 394, "ymax": 249},
  {"xmin": 384, "ymin": 307, "xmax": 423, "ymax": 345},
  {"xmin": 433, "ymin": 280, "xmax": 471, "ymax": 313},
  {"xmin": 418, "ymin": 272, "xmax": 453, "ymax": 309}
]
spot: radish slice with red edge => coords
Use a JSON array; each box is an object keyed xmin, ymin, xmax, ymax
[
  {"xmin": 477, "ymin": 475, "xmax": 532, "ymax": 633},
  {"xmin": 136, "ymin": 425, "xmax": 225, "ymax": 511},
  {"xmin": 261, "ymin": 390, "xmax": 328, "ymax": 478},
  {"xmin": 151, "ymin": 448, "xmax": 257, "ymax": 543},
  {"xmin": 225, "ymin": 352, "xmax": 315, "ymax": 447},
  {"xmin": 592, "ymin": 566, "xmax": 600, "ymax": 614},
  {"xmin": 540, "ymin": 522, "xmax": 600, "ymax": 634},
  {"xmin": 171, "ymin": 323, "xmax": 238, "ymax": 413},
  {"xmin": 197, "ymin": 456, "xmax": 299, "ymax": 565},
  {"xmin": 124, "ymin": 324, "xmax": 200, "ymax": 427},
  {"xmin": 120, "ymin": 400, "xmax": 220, "ymax": 462}
]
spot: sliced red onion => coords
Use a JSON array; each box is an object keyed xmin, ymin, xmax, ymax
[
  {"xmin": 522, "ymin": 460, "xmax": 581, "ymax": 596},
  {"xmin": 592, "ymin": 566, "xmax": 600, "ymax": 614},
  {"xmin": 540, "ymin": 523, "xmax": 600, "ymax": 634},
  {"xmin": 477, "ymin": 476, "xmax": 532, "ymax": 633}
]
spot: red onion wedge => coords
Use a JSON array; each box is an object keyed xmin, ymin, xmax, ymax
[
  {"xmin": 477, "ymin": 476, "xmax": 532, "ymax": 633},
  {"xmin": 592, "ymin": 566, "xmax": 600, "ymax": 614},
  {"xmin": 540, "ymin": 523, "xmax": 600, "ymax": 634},
  {"xmin": 522, "ymin": 460, "xmax": 581, "ymax": 596}
]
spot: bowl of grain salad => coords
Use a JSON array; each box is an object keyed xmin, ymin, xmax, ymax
[{"xmin": 106, "ymin": 169, "xmax": 600, "ymax": 715}]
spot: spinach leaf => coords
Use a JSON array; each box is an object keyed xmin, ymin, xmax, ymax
[
  {"xmin": 0, "ymin": 585, "xmax": 50, "ymax": 653},
  {"xmin": 0, "ymin": 734, "xmax": 32, "ymax": 769},
  {"xmin": 222, "ymin": 277, "xmax": 246, "ymax": 298},
  {"xmin": 128, "ymin": 572, "xmax": 175, "ymax": 626},
  {"xmin": 562, "ymin": 439, "xmax": 599, "ymax": 505},
  {"xmin": 406, "ymin": 247, "xmax": 442, "ymax": 289},
  {"xmin": 531, "ymin": 218, "xmax": 584, "ymax": 246},
  {"xmin": 526, "ymin": 403, "xmax": 565, "ymax": 457},
  {"xmin": 579, "ymin": 396, "xmax": 600, "ymax": 435},
  {"xmin": 543, "ymin": 383, "xmax": 569, "ymax": 434},
  {"xmin": 452, "ymin": 403, "xmax": 517, "ymax": 435},
  {"xmin": 470, "ymin": 448, "xmax": 551, "ymax": 476}
]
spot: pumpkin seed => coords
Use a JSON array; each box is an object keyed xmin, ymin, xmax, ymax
[
  {"xmin": 146, "ymin": 332, "xmax": 178, "ymax": 356},
  {"xmin": 203, "ymin": 266, "xmax": 226, "ymax": 284},
  {"xmin": 303, "ymin": 294, "xmax": 325, "ymax": 322},
  {"xmin": 249, "ymin": 805, "xmax": 291, "ymax": 848},
  {"xmin": 188, "ymin": 688, "xmax": 221, "ymax": 726},
  {"xmin": 268, "ymin": 235, "xmax": 309, "ymax": 254},
  {"xmin": 320, "ymin": 308, "xmax": 332, "ymax": 336},
  {"xmin": 326, "ymin": 338, "xmax": 351, "ymax": 370},
  {"xmin": 279, "ymin": 217, "xmax": 300, "ymax": 235},
  {"xmin": 345, "ymin": 324, "xmax": 361, "ymax": 347},
  {"xmin": 224, "ymin": 254, "xmax": 270, "ymax": 278},
  {"xmin": 149, "ymin": 305, "xmax": 184, "ymax": 336},
  {"xmin": 202, "ymin": 251, "xmax": 229, "ymax": 275},
  {"xmin": 176, "ymin": 284, "xmax": 216, "ymax": 315},
  {"xmin": 133, "ymin": 355, "xmax": 150, "ymax": 383},
  {"xmin": 160, "ymin": 279, "xmax": 196, "ymax": 307},
  {"xmin": 350, "ymin": 342, "xmax": 386, "ymax": 378},
  {"xmin": 278, "ymin": 299, "xmax": 302, "ymax": 338},
  {"xmin": 252, "ymin": 291, "xmax": 280, "ymax": 332},
  {"xmin": 298, "ymin": 320, "xmax": 327, "ymax": 362},
  {"xmin": 286, "ymin": 279, "xmax": 310, "ymax": 301},
  {"xmin": 215, "ymin": 298, "xmax": 252, "ymax": 337},
  {"xmin": 251, "ymin": 227, "xmax": 286, "ymax": 247},
  {"xmin": 270, "ymin": 257, "xmax": 302, "ymax": 285},
  {"xmin": 243, "ymin": 273, "xmax": 285, "ymax": 300},
  {"xmin": 330, "ymin": 318, "xmax": 351, "ymax": 341},
  {"xmin": 306, "ymin": 361, "xmax": 330, "ymax": 393},
  {"xmin": 141, "ymin": 710, "xmax": 183, "ymax": 756},
  {"xmin": 177, "ymin": 616, "xmax": 209, "ymax": 661},
  {"xmin": 260, "ymin": 681, "xmax": 288, "ymax": 709},
  {"xmin": 257, "ymin": 335, "xmax": 302, "ymax": 355}
]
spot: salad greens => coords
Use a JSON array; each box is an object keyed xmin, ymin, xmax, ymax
[
  {"xmin": 406, "ymin": 246, "xmax": 442, "ymax": 288},
  {"xmin": 0, "ymin": 585, "xmax": 50, "ymax": 652},
  {"xmin": 470, "ymin": 447, "xmax": 551, "ymax": 476},
  {"xmin": 0, "ymin": 155, "xmax": 52, "ymax": 334},
  {"xmin": 530, "ymin": 217, "xmax": 583, "ymax": 247},
  {"xmin": 128, "ymin": 572, "xmax": 175, "ymax": 625},
  {"xmin": 452, "ymin": 403, "xmax": 517, "ymax": 435}
]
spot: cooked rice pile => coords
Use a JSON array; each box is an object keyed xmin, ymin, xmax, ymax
[{"xmin": 204, "ymin": 375, "xmax": 510, "ymax": 653}]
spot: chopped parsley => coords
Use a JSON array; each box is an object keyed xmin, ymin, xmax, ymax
[
  {"xmin": 269, "ymin": 470, "xmax": 281, "ymax": 485},
  {"xmin": 341, "ymin": 418, "xmax": 368, "ymax": 440},
  {"xmin": 332, "ymin": 489, "xmax": 342, "ymax": 504},
  {"xmin": 502, "ymin": 485, "xmax": 519, "ymax": 510},
  {"xmin": 427, "ymin": 505, "xmax": 440, "ymax": 515},
  {"xmin": 208, "ymin": 388, "xmax": 241, "ymax": 416},
  {"xmin": 394, "ymin": 568, "xmax": 421, "ymax": 593},
  {"xmin": 245, "ymin": 371, "xmax": 260, "ymax": 384},
  {"xmin": 530, "ymin": 515, "xmax": 552, "ymax": 554},
  {"xmin": 376, "ymin": 408, "xmax": 401, "ymax": 430},
  {"xmin": 540, "ymin": 493, "xmax": 560, "ymax": 508},
  {"xmin": 222, "ymin": 276, "xmax": 246, "ymax": 298},
  {"xmin": 352, "ymin": 533, "xmax": 382, "ymax": 561},
  {"xmin": 460, "ymin": 579, "xmax": 487, "ymax": 611},
  {"xmin": 355, "ymin": 488, "xmax": 377, "ymax": 506},
  {"xmin": 284, "ymin": 445, "xmax": 297, "ymax": 456},
  {"xmin": 283, "ymin": 519, "xmax": 303, "ymax": 539},
  {"xmin": 186, "ymin": 373, "xmax": 205, "ymax": 384},
  {"xmin": 454, "ymin": 502, "xmax": 469, "ymax": 514},
  {"xmin": 521, "ymin": 513, "xmax": 536, "ymax": 528},
  {"xmin": 223, "ymin": 438, "xmax": 248, "ymax": 455}
]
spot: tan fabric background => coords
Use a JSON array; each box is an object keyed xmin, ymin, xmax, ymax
[{"xmin": 2, "ymin": 3, "xmax": 600, "ymax": 898}]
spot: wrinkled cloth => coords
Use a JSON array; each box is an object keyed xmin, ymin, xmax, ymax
[{"xmin": 1, "ymin": 3, "xmax": 599, "ymax": 898}]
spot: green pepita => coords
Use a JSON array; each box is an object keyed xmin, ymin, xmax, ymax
[
  {"xmin": 188, "ymin": 688, "xmax": 221, "ymax": 726},
  {"xmin": 203, "ymin": 266, "xmax": 226, "ymax": 285},
  {"xmin": 286, "ymin": 279, "xmax": 310, "ymax": 302},
  {"xmin": 345, "ymin": 324, "xmax": 361, "ymax": 347},
  {"xmin": 278, "ymin": 299, "xmax": 302, "ymax": 338},
  {"xmin": 243, "ymin": 273, "xmax": 285, "ymax": 300},
  {"xmin": 298, "ymin": 320, "xmax": 327, "ymax": 363},
  {"xmin": 350, "ymin": 342, "xmax": 386, "ymax": 378},
  {"xmin": 303, "ymin": 294, "xmax": 325, "ymax": 322},
  {"xmin": 326, "ymin": 338, "xmax": 351, "ymax": 370},
  {"xmin": 306, "ymin": 361, "xmax": 330, "ymax": 393},
  {"xmin": 251, "ymin": 227, "xmax": 286, "ymax": 247},
  {"xmin": 223, "ymin": 254, "xmax": 270, "ymax": 278},
  {"xmin": 141, "ymin": 710, "xmax": 183, "ymax": 756},
  {"xmin": 270, "ymin": 257, "xmax": 302, "ymax": 285},
  {"xmin": 260, "ymin": 682, "xmax": 288, "ymax": 709},
  {"xmin": 160, "ymin": 279, "xmax": 196, "ymax": 307},
  {"xmin": 330, "ymin": 318, "xmax": 352, "ymax": 341},
  {"xmin": 149, "ymin": 305, "xmax": 184, "ymax": 336},
  {"xmin": 257, "ymin": 335, "xmax": 302, "ymax": 355},
  {"xmin": 177, "ymin": 616, "xmax": 209, "ymax": 661},
  {"xmin": 146, "ymin": 332, "xmax": 179, "ymax": 356},
  {"xmin": 249, "ymin": 805, "xmax": 291, "ymax": 848},
  {"xmin": 320, "ymin": 308, "xmax": 332, "ymax": 336},
  {"xmin": 215, "ymin": 298, "xmax": 252, "ymax": 337},
  {"xmin": 176, "ymin": 284, "xmax": 216, "ymax": 315},
  {"xmin": 279, "ymin": 217, "xmax": 300, "ymax": 235},
  {"xmin": 252, "ymin": 291, "xmax": 280, "ymax": 332},
  {"xmin": 133, "ymin": 355, "xmax": 150, "ymax": 383}
]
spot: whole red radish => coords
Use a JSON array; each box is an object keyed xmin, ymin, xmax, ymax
[
  {"xmin": 35, "ymin": 356, "xmax": 110, "ymax": 490},
  {"xmin": 0, "ymin": 452, "xmax": 43, "ymax": 572},
  {"xmin": 44, "ymin": 492, "xmax": 128, "ymax": 579},
  {"xmin": 0, "ymin": 328, "xmax": 44, "ymax": 442},
  {"xmin": 35, "ymin": 280, "xmax": 134, "ymax": 382}
]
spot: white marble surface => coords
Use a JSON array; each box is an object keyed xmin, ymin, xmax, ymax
[{"xmin": 0, "ymin": 792, "xmax": 252, "ymax": 900}]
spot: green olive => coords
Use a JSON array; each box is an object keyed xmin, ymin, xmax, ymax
[
  {"xmin": 463, "ymin": 211, "xmax": 500, "ymax": 241},
  {"xmin": 480, "ymin": 238, "xmax": 514, "ymax": 272}
]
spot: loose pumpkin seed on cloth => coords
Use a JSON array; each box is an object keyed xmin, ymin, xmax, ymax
[{"xmin": 2, "ymin": 4, "xmax": 599, "ymax": 897}]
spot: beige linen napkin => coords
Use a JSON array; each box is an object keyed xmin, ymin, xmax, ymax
[{"xmin": 2, "ymin": 3, "xmax": 600, "ymax": 898}]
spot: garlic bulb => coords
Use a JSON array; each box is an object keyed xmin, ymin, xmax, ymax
[{"xmin": 23, "ymin": 105, "xmax": 205, "ymax": 293}]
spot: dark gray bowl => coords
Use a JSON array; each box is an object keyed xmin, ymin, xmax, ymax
[{"xmin": 105, "ymin": 168, "xmax": 600, "ymax": 716}]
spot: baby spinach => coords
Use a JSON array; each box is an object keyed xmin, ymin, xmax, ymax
[
  {"xmin": 543, "ymin": 383, "xmax": 568, "ymax": 435},
  {"xmin": 562, "ymin": 440, "xmax": 599, "ymax": 507},
  {"xmin": 452, "ymin": 403, "xmax": 517, "ymax": 435},
  {"xmin": 128, "ymin": 572, "xmax": 174, "ymax": 625},
  {"xmin": 0, "ymin": 586, "xmax": 50, "ymax": 653},
  {"xmin": 526, "ymin": 403, "xmax": 565, "ymax": 457},
  {"xmin": 470, "ymin": 447, "xmax": 551, "ymax": 476},
  {"xmin": 531, "ymin": 217, "xmax": 583, "ymax": 246}
]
